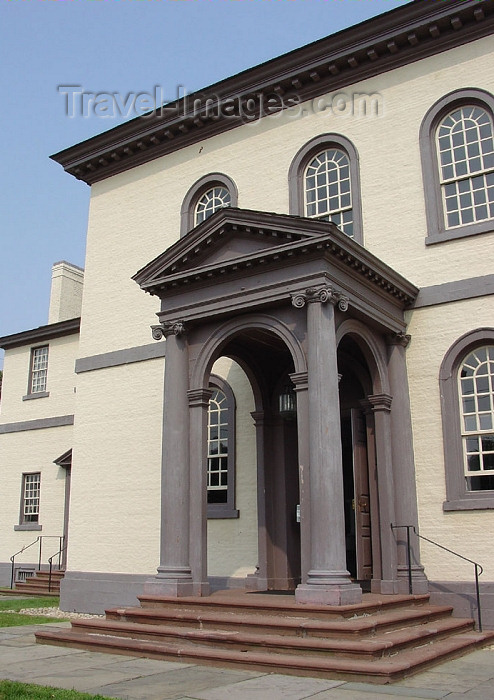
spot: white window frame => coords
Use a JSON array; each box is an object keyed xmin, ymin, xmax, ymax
[{"xmin": 207, "ymin": 376, "xmax": 238, "ymax": 519}]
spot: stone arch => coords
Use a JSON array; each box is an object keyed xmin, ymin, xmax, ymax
[
  {"xmin": 191, "ymin": 313, "xmax": 307, "ymax": 393},
  {"xmin": 336, "ymin": 318, "xmax": 389, "ymax": 395}
]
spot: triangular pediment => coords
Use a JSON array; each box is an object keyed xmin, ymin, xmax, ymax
[{"xmin": 133, "ymin": 208, "xmax": 335, "ymax": 292}]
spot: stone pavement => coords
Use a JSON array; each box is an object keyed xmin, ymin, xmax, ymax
[{"xmin": 1, "ymin": 622, "xmax": 494, "ymax": 700}]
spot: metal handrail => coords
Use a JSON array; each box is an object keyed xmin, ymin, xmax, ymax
[
  {"xmin": 47, "ymin": 540, "xmax": 66, "ymax": 593},
  {"xmin": 10, "ymin": 535, "xmax": 64, "ymax": 589},
  {"xmin": 391, "ymin": 524, "xmax": 484, "ymax": 631}
]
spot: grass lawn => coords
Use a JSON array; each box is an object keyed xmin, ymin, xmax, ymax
[
  {"xmin": 0, "ymin": 597, "xmax": 60, "ymax": 612},
  {"xmin": 0, "ymin": 597, "xmax": 68, "ymax": 626},
  {"xmin": 0, "ymin": 680, "xmax": 108, "ymax": 699}
]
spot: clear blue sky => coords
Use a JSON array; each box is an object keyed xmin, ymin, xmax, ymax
[{"xmin": 0, "ymin": 0, "xmax": 411, "ymax": 368}]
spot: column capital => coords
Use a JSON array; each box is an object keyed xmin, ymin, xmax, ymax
[
  {"xmin": 291, "ymin": 285, "xmax": 349, "ymax": 311},
  {"xmin": 367, "ymin": 393, "xmax": 393, "ymax": 412},
  {"xmin": 151, "ymin": 320, "xmax": 186, "ymax": 340},
  {"xmin": 290, "ymin": 371, "xmax": 308, "ymax": 391},
  {"xmin": 187, "ymin": 388, "xmax": 214, "ymax": 407},
  {"xmin": 387, "ymin": 331, "xmax": 411, "ymax": 348}
]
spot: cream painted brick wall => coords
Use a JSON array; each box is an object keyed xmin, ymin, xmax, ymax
[
  {"xmin": 406, "ymin": 297, "xmax": 494, "ymax": 581},
  {"xmin": 0, "ymin": 334, "xmax": 79, "ymax": 424},
  {"xmin": 67, "ymin": 358, "xmax": 164, "ymax": 574},
  {"xmin": 78, "ymin": 37, "xmax": 493, "ymax": 358},
  {"xmin": 0, "ymin": 425, "xmax": 71, "ymax": 566},
  {"xmin": 208, "ymin": 358, "xmax": 258, "ymax": 578}
]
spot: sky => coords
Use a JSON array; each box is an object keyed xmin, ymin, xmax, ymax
[{"xmin": 0, "ymin": 0, "xmax": 412, "ymax": 369}]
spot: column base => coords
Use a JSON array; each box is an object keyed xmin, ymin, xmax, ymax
[
  {"xmin": 371, "ymin": 579, "xmax": 400, "ymax": 595},
  {"xmin": 143, "ymin": 576, "xmax": 195, "ymax": 597},
  {"xmin": 397, "ymin": 565, "xmax": 429, "ymax": 595},
  {"xmin": 295, "ymin": 582, "xmax": 362, "ymax": 606}
]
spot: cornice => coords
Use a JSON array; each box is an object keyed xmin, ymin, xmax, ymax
[
  {"xmin": 0, "ymin": 317, "xmax": 81, "ymax": 350},
  {"xmin": 51, "ymin": 0, "xmax": 494, "ymax": 186},
  {"xmin": 134, "ymin": 208, "xmax": 418, "ymax": 307}
]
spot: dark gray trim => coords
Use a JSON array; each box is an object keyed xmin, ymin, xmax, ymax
[
  {"xmin": 414, "ymin": 274, "xmax": 494, "ymax": 308},
  {"xmin": 51, "ymin": 1, "xmax": 494, "ymax": 185},
  {"xmin": 0, "ymin": 415, "xmax": 74, "ymax": 434},
  {"xmin": 60, "ymin": 571, "xmax": 151, "ymax": 614},
  {"xmin": 22, "ymin": 391, "xmax": 50, "ymax": 402},
  {"xmin": 14, "ymin": 523, "xmax": 42, "ymax": 531},
  {"xmin": 75, "ymin": 342, "xmax": 166, "ymax": 374},
  {"xmin": 439, "ymin": 328, "xmax": 494, "ymax": 510},
  {"xmin": 429, "ymin": 580, "xmax": 494, "ymax": 629},
  {"xmin": 0, "ymin": 318, "xmax": 80, "ymax": 350},
  {"xmin": 207, "ymin": 374, "xmax": 239, "ymax": 519},
  {"xmin": 288, "ymin": 133, "xmax": 363, "ymax": 245},
  {"xmin": 180, "ymin": 173, "xmax": 238, "ymax": 238},
  {"xmin": 419, "ymin": 88, "xmax": 494, "ymax": 245}
]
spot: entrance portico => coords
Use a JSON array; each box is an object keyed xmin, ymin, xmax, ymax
[{"xmin": 133, "ymin": 207, "xmax": 428, "ymax": 605}]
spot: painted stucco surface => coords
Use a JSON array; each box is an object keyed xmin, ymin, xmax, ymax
[
  {"xmin": 77, "ymin": 37, "xmax": 493, "ymax": 360},
  {"xmin": 0, "ymin": 424, "xmax": 71, "ymax": 582},
  {"xmin": 0, "ymin": 333, "xmax": 79, "ymax": 424},
  {"xmin": 407, "ymin": 297, "xmax": 494, "ymax": 581}
]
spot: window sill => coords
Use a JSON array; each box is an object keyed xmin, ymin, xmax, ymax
[
  {"xmin": 426, "ymin": 220, "xmax": 494, "ymax": 246},
  {"xmin": 14, "ymin": 523, "xmax": 42, "ymax": 531},
  {"xmin": 443, "ymin": 497, "xmax": 494, "ymax": 511},
  {"xmin": 23, "ymin": 392, "xmax": 50, "ymax": 401},
  {"xmin": 207, "ymin": 508, "xmax": 239, "ymax": 519}
]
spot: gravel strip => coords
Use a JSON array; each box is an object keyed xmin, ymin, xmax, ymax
[{"xmin": 4, "ymin": 607, "xmax": 104, "ymax": 619}]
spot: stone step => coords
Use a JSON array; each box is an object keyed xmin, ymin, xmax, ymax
[
  {"xmin": 138, "ymin": 592, "xmax": 431, "ymax": 620},
  {"xmin": 35, "ymin": 626, "xmax": 494, "ymax": 683},
  {"xmin": 69, "ymin": 615, "xmax": 474, "ymax": 658},
  {"xmin": 0, "ymin": 586, "xmax": 60, "ymax": 597},
  {"xmin": 105, "ymin": 602, "xmax": 456, "ymax": 638}
]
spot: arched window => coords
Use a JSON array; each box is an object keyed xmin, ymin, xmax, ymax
[
  {"xmin": 420, "ymin": 89, "xmax": 494, "ymax": 245},
  {"xmin": 440, "ymin": 330, "xmax": 494, "ymax": 510},
  {"xmin": 207, "ymin": 376, "xmax": 238, "ymax": 518},
  {"xmin": 459, "ymin": 346, "xmax": 494, "ymax": 492},
  {"xmin": 195, "ymin": 186, "xmax": 231, "ymax": 226},
  {"xmin": 180, "ymin": 173, "xmax": 238, "ymax": 237},
  {"xmin": 304, "ymin": 148, "xmax": 353, "ymax": 237},
  {"xmin": 288, "ymin": 134, "xmax": 363, "ymax": 244}
]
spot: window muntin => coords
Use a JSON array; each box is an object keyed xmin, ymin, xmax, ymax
[
  {"xmin": 304, "ymin": 149, "xmax": 354, "ymax": 237},
  {"xmin": 207, "ymin": 388, "xmax": 229, "ymax": 504},
  {"xmin": 30, "ymin": 346, "xmax": 48, "ymax": 394},
  {"xmin": 437, "ymin": 106, "xmax": 494, "ymax": 230},
  {"xmin": 22, "ymin": 473, "xmax": 41, "ymax": 523},
  {"xmin": 195, "ymin": 186, "xmax": 231, "ymax": 226},
  {"xmin": 459, "ymin": 345, "xmax": 494, "ymax": 491}
]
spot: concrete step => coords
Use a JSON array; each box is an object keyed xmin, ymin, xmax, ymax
[{"xmin": 35, "ymin": 625, "xmax": 494, "ymax": 683}]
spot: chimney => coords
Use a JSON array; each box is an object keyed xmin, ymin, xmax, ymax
[{"xmin": 48, "ymin": 261, "xmax": 84, "ymax": 324}]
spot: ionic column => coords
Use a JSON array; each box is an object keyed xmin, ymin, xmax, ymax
[
  {"xmin": 292, "ymin": 286, "xmax": 362, "ymax": 605},
  {"xmin": 144, "ymin": 321, "xmax": 194, "ymax": 597},
  {"xmin": 387, "ymin": 333, "xmax": 428, "ymax": 593}
]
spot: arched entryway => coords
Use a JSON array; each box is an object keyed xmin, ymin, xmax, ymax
[{"xmin": 133, "ymin": 206, "xmax": 427, "ymax": 604}]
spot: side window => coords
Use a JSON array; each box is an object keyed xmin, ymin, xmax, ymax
[
  {"xmin": 15, "ymin": 472, "xmax": 42, "ymax": 530},
  {"xmin": 207, "ymin": 377, "xmax": 238, "ymax": 518},
  {"xmin": 440, "ymin": 331, "xmax": 494, "ymax": 510},
  {"xmin": 24, "ymin": 346, "xmax": 50, "ymax": 400},
  {"xmin": 180, "ymin": 173, "xmax": 238, "ymax": 237},
  {"xmin": 288, "ymin": 133, "xmax": 363, "ymax": 244},
  {"xmin": 459, "ymin": 346, "xmax": 494, "ymax": 492},
  {"xmin": 420, "ymin": 89, "xmax": 494, "ymax": 245}
]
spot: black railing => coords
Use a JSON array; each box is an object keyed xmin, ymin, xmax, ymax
[
  {"xmin": 391, "ymin": 524, "xmax": 484, "ymax": 632},
  {"xmin": 10, "ymin": 536, "xmax": 64, "ymax": 589},
  {"xmin": 48, "ymin": 543, "xmax": 67, "ymax": 592}
]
